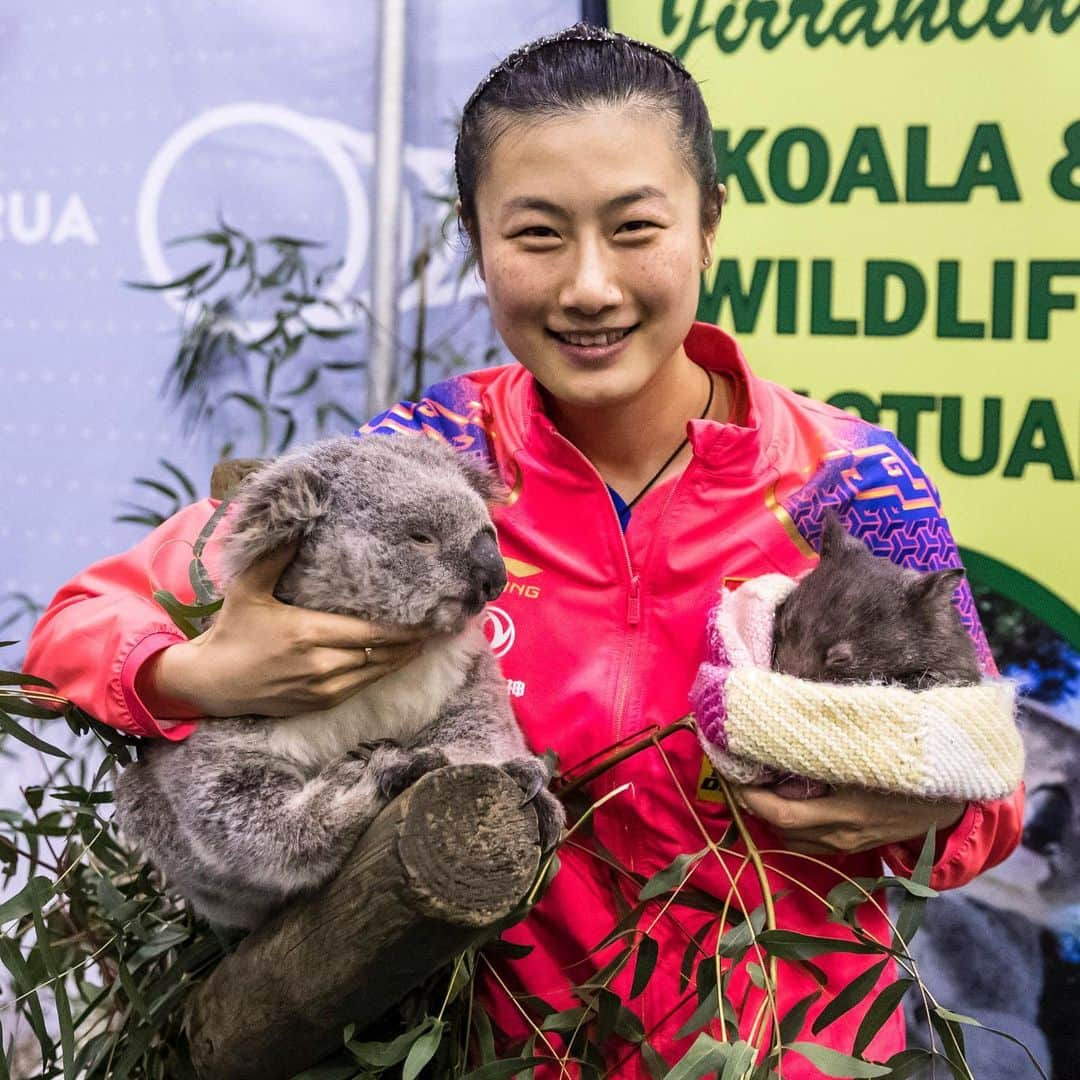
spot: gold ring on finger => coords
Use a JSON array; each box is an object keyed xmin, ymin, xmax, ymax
[{"xmin": 364, "ymin": 646, "xmax": 374, "ymax": 664}]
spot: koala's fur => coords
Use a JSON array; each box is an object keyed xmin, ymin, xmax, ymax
[{"xmin": 113, "ymin": 436, "xmax": 564, "ymax": 930}]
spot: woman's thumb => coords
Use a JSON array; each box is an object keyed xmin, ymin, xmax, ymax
[{"xmin": 235, "ymin": 541, "xmax": 300, "ymax": 596}]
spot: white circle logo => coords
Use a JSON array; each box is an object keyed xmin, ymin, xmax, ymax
[
  {"xmin": 137, "ymin": 104, "xmax": 370, "ymax": 320},
  {"xmin": 482, "ymin": 605, "xmax": 516, "ymax": 659}
]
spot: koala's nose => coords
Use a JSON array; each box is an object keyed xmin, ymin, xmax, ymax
[{"xmin": 468, "ymin": 531, "xmax": 506, "ymax": 602}]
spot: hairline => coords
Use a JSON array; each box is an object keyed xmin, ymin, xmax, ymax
[{"xmin": 461, "ymin": 95, "xmax": 707, "ymax": 242}]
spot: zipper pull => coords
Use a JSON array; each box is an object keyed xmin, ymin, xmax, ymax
[{"xmin": 627, "ymin": 575, "xmax": 641, "ymax": 625}]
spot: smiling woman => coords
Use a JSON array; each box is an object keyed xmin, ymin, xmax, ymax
[
  {"xmin": 24, "ymin": 20, "xmax": 1025, "ymax": 1080},
  {"xmin": 469, "ymin": 105, "xmax": 726, "ymax": 503}
]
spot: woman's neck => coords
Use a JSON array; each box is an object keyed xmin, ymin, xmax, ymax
[{"xmin": 543, "ymin": 348, "xmax": 730, "ymax": 501}]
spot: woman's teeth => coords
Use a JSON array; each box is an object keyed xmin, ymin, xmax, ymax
[{"xmin": 554, "ymin": 328, "xmax": 632, "ymax": 347}]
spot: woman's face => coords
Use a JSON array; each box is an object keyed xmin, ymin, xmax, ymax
[{"xmin": 471, "ymin": 105, "xmax": 719, "ymax": 412}]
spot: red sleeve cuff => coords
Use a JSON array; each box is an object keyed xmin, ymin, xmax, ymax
[
  {"xmin": 120, "ymin": 632, "xmax": 201, "ymax": 741},
  {"xmin": 883, "ymin": 801, "xmax": 982, "ymax": 885}
]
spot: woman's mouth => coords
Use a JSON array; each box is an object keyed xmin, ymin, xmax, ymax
[{"xmin": 547, "ymin": 325, "xmax": 638, "ymax": 364}]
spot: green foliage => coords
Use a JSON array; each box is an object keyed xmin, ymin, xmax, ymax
[
  {"xmin": 2, "ymin": 213, "xmax": 1051, "ymax": 1077},
  {"xmin": 0, "ymin": 676, "xmax": 1049, "ymax": 1077}
]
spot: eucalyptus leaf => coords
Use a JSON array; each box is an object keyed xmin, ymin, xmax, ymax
[
  {"xmin": 716, "ymin": 904, "xmax": 768, "ymax": 959},
  {"xmin": 853, "ymin": 978, "xmax": 914, "ymax": 1056},
  {"xmin": 459, "ymin": 1059, "xmax": 551, "ymax": 1080},
  {"xmin": 0, "ymin": 710, "xmax": 69, "ymax": 758},
  {"xmin": 756, "ymin": 929, "xmax": 881, "ymax": 961},
  {"xmin": 665, "ymin": 1032, "xmax": 732, "ymax": 1080},
  {"xmin": 402, "ymin": 1019, "xmax": 445, "ymax": 1080},
  {"xmin": 629, "ymin": 934, "xmax": 658, "ymax": 999},
  {"xmin": 640, "ymin": 1040, "xmax": 669, "ymax": 1079},
  {"xmin": 720, "ymin": 1040, "xmax": 758, "ymax": 1080},
  {"xmin": 639, "ymin": 849, "xmax": 706, "ymax": 900},
  {"xmin": 812, "ymin": 959, "xmax": 889, "ymax": 1035},
  {"xmin": 348, "ymin": 1018, "xmax": 435, "ymax": 1067},
  {"xmin": 881, "ymin": 1048, "xmax": 934, "ymax": 1080},
  {"xmin": 0, "ymin": 874, "xmax": 53, "ymax": 925},
  {"xmin": 778, "ymin": 990, "xmax": 821, "ymax": 1047},
  {"xmin": 928, "ymin": 1007, "xmax": 973, "ymax": 1080},
  {"xmin": 0, "ymin": 669, "xmax": 54, "ymax": 688},
  {"xmin": 783, "ymin": 1042, "xmax": 890, "ymax": 1077}
]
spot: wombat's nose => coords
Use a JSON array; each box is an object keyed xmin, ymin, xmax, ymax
[{"xmin": 468, "ymin": 531, "xmax": 506, "ymax": 602}]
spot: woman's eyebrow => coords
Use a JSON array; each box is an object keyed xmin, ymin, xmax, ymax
[
  {"xmin": 500, "ymin": 186, "xmax": 669, "ymax": 220},
  {"xmin": 604, "ymin": 185, "xmax": 669, "ymax": 210}
]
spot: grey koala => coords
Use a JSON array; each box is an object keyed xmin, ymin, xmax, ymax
[{"xmin": 113, "ymin": 435, "xmax": 565, "ymax": 930}]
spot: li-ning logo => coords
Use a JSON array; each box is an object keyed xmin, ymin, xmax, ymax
[
  {"xmin": 503, "ymin": 557, "xmax": 543, "ymax": 600},
  {"xmin": 482, "ymin": 606, "xmax": 516, "ymax": 659}
]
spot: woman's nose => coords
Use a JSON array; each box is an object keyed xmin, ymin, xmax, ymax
[{"xmin": 558, "ymin": 239, "xmax": 621, "ymax": 314}]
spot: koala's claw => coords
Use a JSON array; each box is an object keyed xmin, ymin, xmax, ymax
[
  {"xmin": 371, "ymin": 745, "xmax": 449, "ymax": 800},
  {"xmin": 349, "ymin": 738, "xmax": 401, "ymax": 763},
  {"xmin": 502, "ymin": 759, "xmax": 565, "ymax": 850},
  {"xmin": 501, "ymin": 758, "xmax": 549, "ymax": 804}
]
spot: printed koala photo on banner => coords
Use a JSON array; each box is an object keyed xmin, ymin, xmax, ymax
[{"xmin": 607, "ymin": 2, "xmax": 1080, "ymax": 1075}]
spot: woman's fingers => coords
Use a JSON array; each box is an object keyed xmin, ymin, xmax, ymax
[
  {"xmin": 231, "ymin": 540, "xmax": 300, "ymax": 596},
  {"xmin": 735, "ymin": 784, "xmax": 966, "ymax": 854},
  {"xmin": 294, "ymin": 609, "xmax": 427, "ymax": 649}
]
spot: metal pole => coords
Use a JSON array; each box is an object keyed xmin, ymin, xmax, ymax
[{"xmin": 367, "ymin": 0, "xmax": 407, "ymax": 415}]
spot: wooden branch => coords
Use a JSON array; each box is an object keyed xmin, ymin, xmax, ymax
[{"xmin": 185, "ymin": 763, "xmax": 542, "ymax": 1080}]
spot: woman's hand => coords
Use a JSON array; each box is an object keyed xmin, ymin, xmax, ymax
[
  {"xmin": 138, "ymin": 543, "xmax": 427, "ymax": 718},
  {"xmin": 733, "ymin": 784, "xmax": 967, "ymax": 855}
]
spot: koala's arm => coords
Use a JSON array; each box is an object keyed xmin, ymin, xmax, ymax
[
  {"xmin": 154, "ymin": 736, "xmax": 392, "ymax": 894},
  {"xmin": 397, "ymin": 652, "xmax": 565, "ymax": 848}
]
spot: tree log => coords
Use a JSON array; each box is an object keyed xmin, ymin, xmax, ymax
[{"xmin": 185, "ymin": 763, "xmax": 542, "ymax": 1080}]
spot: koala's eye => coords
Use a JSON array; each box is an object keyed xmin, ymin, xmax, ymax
[{"xmin": 409, "ymin": 532, "xmax": 436, "ymax": 546}]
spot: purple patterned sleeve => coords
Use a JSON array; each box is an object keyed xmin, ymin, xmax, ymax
[
  {"xmin": 355, "ymin": 375, "xmax": 493, "ymax": 466},
  {"xmin": 780, "ymin": 427, "xmax": 996, "ymax": 674}
]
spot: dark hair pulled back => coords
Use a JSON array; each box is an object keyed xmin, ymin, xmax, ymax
[{"xmin": 455, "ymin": 23, "xmax": 720, "ymax": 240}]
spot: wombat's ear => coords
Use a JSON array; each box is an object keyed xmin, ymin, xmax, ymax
[
  {"xmin": 818, "ymin": 510, "xmax": 856, "ymax": 558},
  {"xmin": 907, "ymin": 567, "xmax": 965, "ymax": 607},
  {"xmin": 457, "ymin": 455, "xmax": 508, "ymax": 503},
  {"xmin": 221, "ymin": 455, "xmax": 333, "ymax": 576},
  {"xmin": 824, "ymin": 641, "xmax": 855, "ymax": 670}
]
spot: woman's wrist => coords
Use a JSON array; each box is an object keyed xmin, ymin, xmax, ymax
[{"xmin": 134, "ymin": 641, "xmax": 208, "ymax": 720}]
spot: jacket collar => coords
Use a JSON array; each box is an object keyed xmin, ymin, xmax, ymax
[{"xmin": 484, "ymin": 323, "xmax": 774, "ymax": 484}]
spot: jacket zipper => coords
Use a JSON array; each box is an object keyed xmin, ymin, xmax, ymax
[{"xmin": 540, "ymin": 422, "xmax": 697, "ymax": 761}]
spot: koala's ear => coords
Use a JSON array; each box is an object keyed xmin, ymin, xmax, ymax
[
  {"xmin": 457, "ymin": 454, "xmax": 508, "ymax": 504},
  {"xmin": 818, "ymin": 510, "xmax": 856, "ymax": 559},
  {"xmin": 907, "ymin": 567, "xmax": 965, "ymax": 608},
  {"xmin": 221, "ymin": 455, "xmax": 333, "ymax": 576}
]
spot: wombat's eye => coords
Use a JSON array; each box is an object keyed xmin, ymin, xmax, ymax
[{"xmin": 409, "ymin": 532, "xmax": 436, "ymax": 546}]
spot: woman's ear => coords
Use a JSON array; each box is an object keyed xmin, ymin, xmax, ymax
[
  {"xmin": 702, "ymin": 182, "xmax": 726, "ymax": 263},
  {"xmin": 456, "ymin": 198, "xmax": 485, "ymax": 281}
]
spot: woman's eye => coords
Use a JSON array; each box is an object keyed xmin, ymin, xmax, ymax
[
  {"xmin": 617, "ymin": 220, "xmax": 658, "ymax": 235},
  {"xmin": 513, "ymin": 225, "xmax": 560, "ymax": 241}
]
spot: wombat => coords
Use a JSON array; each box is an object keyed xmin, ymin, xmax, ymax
[{"xmin": 767, "ymin": 511, "xmax": 982, "ymax": 798}]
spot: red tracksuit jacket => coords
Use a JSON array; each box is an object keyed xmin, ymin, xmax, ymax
[{"xmin": 26, "ymin": 323, "xmax": 1023, "ymax": 1077}]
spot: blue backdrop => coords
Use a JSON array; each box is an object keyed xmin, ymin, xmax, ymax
[{"xmin": 1, "ymin": 0, "xmax": 579, "ymax": 787}]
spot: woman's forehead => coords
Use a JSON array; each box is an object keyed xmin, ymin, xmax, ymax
[{"xmin": 477, "ymin": 105, "xmax": 694, "ymax": 215}]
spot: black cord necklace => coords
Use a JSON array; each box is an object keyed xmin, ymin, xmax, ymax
[{"xmin": 624, "ymin": 370, "xmax": 715, "ymax": 512}]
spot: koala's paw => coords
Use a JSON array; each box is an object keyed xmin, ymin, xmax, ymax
[
  {"xmin": 321, "ymin": 754, "xmax": 372, "ymax": 787},
  {"xmin": 348, "ymin": 738, "xmax": 401, "ymax": 763},
  {"xmin": 370, "ymin": 745, "xmax": 450, "ymax": 800},
  {"xmin": 502, "ymin": 758, "xmax": 565, "ymax": 850}
]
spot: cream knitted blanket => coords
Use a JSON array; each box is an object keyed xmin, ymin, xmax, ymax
[{"xmin": 689, "ymin": 574, "xmax": 1024, "ymax": 801}]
